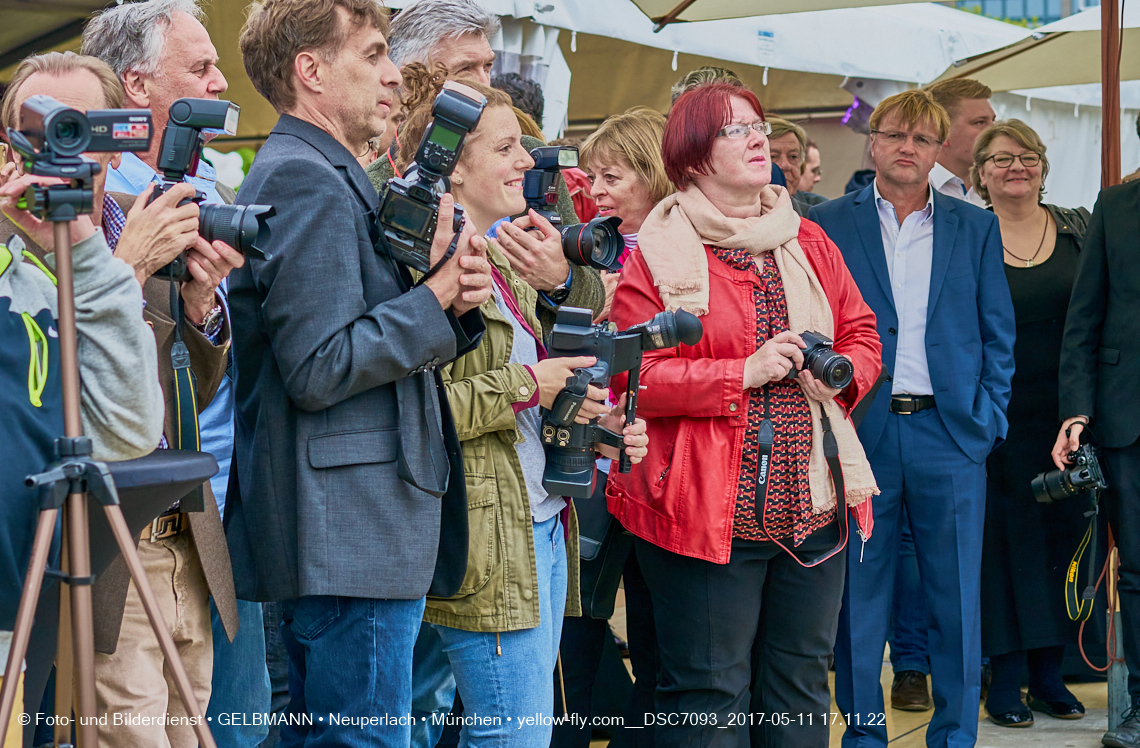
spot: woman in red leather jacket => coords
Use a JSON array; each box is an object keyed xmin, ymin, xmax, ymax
[{"xmin": 606, "ymin": 82, "xmax": 882, "ymax": 748}]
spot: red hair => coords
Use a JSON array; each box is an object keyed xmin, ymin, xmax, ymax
[{"xmin": 662, "ymin": 83, "xmax": 765, "ymax": 188}]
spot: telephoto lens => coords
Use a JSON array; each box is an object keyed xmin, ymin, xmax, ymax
[
  {"xmin": 198, "ymin": 203, "xmax": 275, "ymax": 261},
  {"xmin": 560, "ymin": 215, "xmax": 624, "ymax": 271}
]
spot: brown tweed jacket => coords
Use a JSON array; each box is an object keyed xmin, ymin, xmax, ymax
[{"xmin": 0, "ymin": 191, "xmax": 240, "ymax": 653}]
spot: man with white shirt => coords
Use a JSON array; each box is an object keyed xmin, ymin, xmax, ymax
[
  {"xmin": 926, "ymin": 78, "xmax": 995, "ymax": 207},
  {"xmin": 82, "ymin": 2, "xmax": 270, "ymax": 747},
  {"xmin": 809, "ymin": 89, "xmax": 1015, "ymax": 748}
]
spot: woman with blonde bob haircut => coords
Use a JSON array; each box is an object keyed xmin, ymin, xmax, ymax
[{"xmin": 971, "ymin": 119, "xmax": 1093, "ymax": 727}]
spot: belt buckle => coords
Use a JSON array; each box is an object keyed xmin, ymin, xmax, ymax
[
  {"xmin": 150, "ymin": 513, "xmax": 183, "ymax": 542},
  {"xmin": 892, "ymin": 396, "xmax": 915, "ymax": 415}
]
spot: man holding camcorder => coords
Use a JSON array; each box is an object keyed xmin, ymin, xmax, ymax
[
  {"xmin": 0, "ymin": 49, "xmax": 239, "ymax": 748},
  {"xmin": 82, "ymin": 2, "xmax": 273, "ymax": 744},
  {"xmin": 1054, "ymin": 179, "xmax": 1140, "ymax": 748},
  {"xmin": 229, "ymin": 1, "xmax": 493, "ymax": 746}
]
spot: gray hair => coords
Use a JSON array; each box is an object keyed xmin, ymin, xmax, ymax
[
  {"xmin": 81, "ymin": 0, "xmax": 205, "ymax": 78},
  {"xmin": 389, "ymin": 0, "xmax": 500, "ymax": 69}
]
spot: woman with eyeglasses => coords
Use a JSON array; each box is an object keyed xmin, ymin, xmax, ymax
[
  {"xmin": 971, "ymin": 119, "xmax": 1093, "ymax": 727},
  {"xmin": 606, "ymin": 81, "xmax": 882, "ymax": 748}
]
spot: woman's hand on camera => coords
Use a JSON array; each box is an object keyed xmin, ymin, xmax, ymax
[
  {"xmin": 531, "ymin": 356, "xmax": 609, "ymax": 423},
  {"xmin": 595, "ymin": 395, "xmax": 649, "ymax": 463},
  {"xmin": 0, "ymin": 173, "xmax": 96, "ymax": 247},
  {"xmin": 797, "ymin": 369, "xmax": 842, "ymax": 403},
  {"xmin": 1051, "ymin": 417, "xmax": 1087, "ymax": 470},
  {"xmin": 497, "ymin": 210, "xmax": 570, "ymax": 292},
  {"xmin": 115, "ymin": 183, "xmax": 201, "ymax": 287},
  {"xmin": 743, "ymin": 331, "xmax": 805, "ymax": 389}
]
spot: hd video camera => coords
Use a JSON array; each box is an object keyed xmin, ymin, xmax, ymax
[
  {"xmin": 151, "ymin": 99, "xmax": 274, "ymax": 280},
  {"xmin": 378, "ymin": 81, "xmax": 487, "ymax": 274},
  {"xmin": 6, "ymin": 95, "xmax": 152, "ymax": 221},
  {"xmin": 523, "ymin": 146, "xmax": 623, "ymax": 271},
  {"xmin": 540, "ymin": 306, "xmax": 704, "ymax": 498}
]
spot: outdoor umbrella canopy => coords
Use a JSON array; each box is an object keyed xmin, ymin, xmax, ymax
[{"xmin": 627, "ymin": 0, "xmax": 930, "ymax": 30}]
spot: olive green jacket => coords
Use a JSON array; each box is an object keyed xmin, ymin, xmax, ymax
[
  {"xmin": 425, "ymin": 244, "xmax": 582, "ymax": 632},
  {"xmin": 364, "ymin": 134, "xmax": 606, "ymax": 328}
]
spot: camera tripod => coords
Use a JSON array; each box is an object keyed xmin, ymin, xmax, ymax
[{"xmin": 0, "ymin": 167, "xmax": 219, "ymax": 748}]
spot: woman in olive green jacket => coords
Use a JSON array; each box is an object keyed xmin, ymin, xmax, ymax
[{"xmin": 395, "ymin": 68, "xmax": 649, "ymax": 748}]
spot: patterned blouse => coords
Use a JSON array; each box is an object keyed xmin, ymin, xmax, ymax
[{"xmin": 710, "ymin": 247, "xmax": 836, "ymax": 544}]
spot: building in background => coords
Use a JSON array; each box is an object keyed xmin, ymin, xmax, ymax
[{"xmin": 945, "ymin": 0, "xmax": 1098, "ymax": 26}]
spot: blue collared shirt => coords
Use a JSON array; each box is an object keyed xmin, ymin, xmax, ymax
[
  {"xmin": 107, "ymin": 152, "xmax": 234, "ymax": 515},
  {"xmin": 873, "ymin": 179, "xmax": 935, "ymax": 397}
]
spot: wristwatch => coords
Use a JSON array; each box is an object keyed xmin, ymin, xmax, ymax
[
  {"xmin": 191, "ymin": 304, "xmax": 224, "ymax": 339},
  {"xmin": 546, "ymin": 266, "xmax": 573, "ymax": 304}
]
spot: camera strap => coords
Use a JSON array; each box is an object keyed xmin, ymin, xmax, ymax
[
  {"xmin": 168, "ymin": 268, "xmax": 204, "ymax": 512},
  {"xmin": 755, "ymin": 385, "xmax": 849, "ymax": 568},
  {"xmin": 1066, "ymin": 488, "xmax": 1100, "ymax": 622}
]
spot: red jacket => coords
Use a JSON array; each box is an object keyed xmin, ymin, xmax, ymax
[{"xmin": 606, "ymin": 219, "xmax": 882, "ymax": 564}]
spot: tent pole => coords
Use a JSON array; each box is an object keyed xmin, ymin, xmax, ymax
[{"xmin": 1102, "ymin": 0, "xmax": 1122, "ymax": 188}]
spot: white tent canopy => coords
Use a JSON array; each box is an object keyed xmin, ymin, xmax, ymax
[{"xmin": 628, "ymin": 0, "xmax": 933, "ymax": 25}]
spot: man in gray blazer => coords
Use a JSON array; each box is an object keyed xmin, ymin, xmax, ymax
[{"xmin": 228, "ymin": 1, "xmax": 493, "ymax": 746}]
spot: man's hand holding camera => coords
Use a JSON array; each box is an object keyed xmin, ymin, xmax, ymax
[
  {"xmin": 496, "ymin": 209, "xmax": 570, "ymax": 292},
  {"xmin": 1052, "ymin": 417, "xmax": 1089, "ymax": 470},
  {"xmin": 421, "ymin": 193, "xmax": 492, "ymax": 316},
  {"xmin": 179, "ymin": 230, "xmax": 244, "ymax": 325}
]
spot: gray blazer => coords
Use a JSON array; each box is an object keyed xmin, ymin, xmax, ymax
[{"xmin": 226, "ymin": 115, "xmax": 484, "ymax": 602}]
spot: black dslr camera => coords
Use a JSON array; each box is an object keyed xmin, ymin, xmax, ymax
[
  {"xmin": 378, "ymin": 81, "xmax": 487, "ymax": 274},
  {"xmin": 151, "ymin": 99, "xmax": 274, "ymax": 280},
  {"xmin": 540, "ymin": 306, "xmax": 704, "ymax": 498},
  {"xmin": 6, "ymin": 95, "xmax": 151, "ymax": 221},
  {"xmin": 1032, "ymin": 443, "xmax": 1108, "ymax": 504},
  {"xmin": 784, "ymin": 331, "xmax": 854, "ymax": 389},
  {"xmin": 523, "ymin": 145, "xmax": 623, "ymax": 271}
]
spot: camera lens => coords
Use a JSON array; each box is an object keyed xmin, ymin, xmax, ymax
[
  {"xmin": 1031, "ymin": 466, "xmax": 1079, "ymax": 504},
  {"xmin": 199, "ymin": 203, "xmax": 275, "ymax": 261},
  {"xmin": 560, "ymin": 215, "xmax": 623, "ymax": 272},
  {"xmin": 45, "ymin": 110, "xmax": 90, "ymax": 156},
  {"xmin": 819, "ymin": 356, "xmax": 854, "ymax": 389}
]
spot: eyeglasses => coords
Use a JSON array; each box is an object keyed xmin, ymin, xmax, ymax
[
  {"xmin": 870, "ymin": 129, "xmax": 942, "ymax": 150},
  {"xmin": 717, "ymin": 121, "xmax": 772, "ymax": 139},
  {"xmin": 985, "ymin": 152, "xmax": 1042, "ymax": 168}
]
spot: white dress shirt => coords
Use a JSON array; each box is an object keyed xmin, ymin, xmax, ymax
[
  {"xmin": 873, "ymin": 179, "xmax": 935, "ymax": 396},
  {"xmin": 930, "ymin": 162, "xmax": 986, "ymax": 208}
]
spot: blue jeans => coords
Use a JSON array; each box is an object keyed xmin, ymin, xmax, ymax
[
  {"xmin": 280, "ymin": 595, "xmax": 426, "ymax": 748},
  {"xmin": 207, "ymin": 598, "xmax": 272, "ymax": 747},
  {"xmin": 411, "ymin": 514, "xmax": 569, "ymax": 748},
  {"xmin": 888, "ymin": 507, "xmax": 930, "ymax": 675}
]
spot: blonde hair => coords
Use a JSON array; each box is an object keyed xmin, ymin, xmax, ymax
[
  {"xmin": 869, "ymin": 89, "xmax": 950, "ymax": 143},
  {"xmin": 767, "ymin": 116, "xmax": 807, "ymax": 160},
  {"xmin": 927, "ymin": 78, "xmax": 992, "ymax": 119},
  {"xmin": 395, "ymin": 62, "xmax": 512, "ymax": 173},
  {"xmin": 579, "ymin": 106, "xmax": 673, "ymax": 203},
  {"xmin": 1, "ymin": 52, "xmax": 124, "ymax": 131},
  {"xmin": 670, "ymin": 66, "xmax": 744, "ymax": 104},
  {"xmin": 970, "ymin": 119, "xmax": 1049, "ymax": 203}
]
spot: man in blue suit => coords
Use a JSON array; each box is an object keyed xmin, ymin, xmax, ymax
[{"xmin": 809, "ymin": 89, "xmax": 1015, "ymax": 748}]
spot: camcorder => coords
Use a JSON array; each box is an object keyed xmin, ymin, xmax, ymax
[
  {"xmin": 377, "ymin": 81, "xmax": 487, "ymax": 274},
  {"xmin": 1032, "ymin": 443, "xmax": 1108, "ymax": 504},
  {"xmin": 540, "ymin": 306, "xmax": 704, "ymax": 498},
  {"xmin": 150, "ymin": 98, "xmax": 275, "ymax": 280},
  {"xmin": 784, "ymin": 331, "xmax": 854, "ymax": 389},
  {"xmin": 523, "ymin": 145, "xmax": 623, "ymax": 271},
  {"xmin": 6, "ymin": 95, "xmax": 151, "ymax": 221}
]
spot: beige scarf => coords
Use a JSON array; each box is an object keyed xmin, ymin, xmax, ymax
[{"xmin": 638, "ymin": 183, "xmax": 877, "ymax": 513}]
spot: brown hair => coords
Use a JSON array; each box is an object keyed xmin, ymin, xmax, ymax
[
  {"xmin": 767, "ymin": 116, "xmax": 807, "ymax": 160},
  {"xmin": 579, "ymin": 106, "xmax": 673, "ymax": 203},
  {"xmin": 1, "ymin": 52, "xmax": 124, "ymax": 131},
  {"xmin": 513, "ymin": 107, "xmax": 544, "ymax": 140},
  {"xmin": 240, "ymin": 0, "xmax": 390, "ymax": 112},
  {"xmin": 670, "ymin": 66, "xmax": 744, "ymax": 104},
  {"xmin": 970, "ymin": 119, "xmax": 1049, "ymax": 203},
  {"xmin": 869, "ymin": 89, "xmax": 951, "ymax": 143},
  {"xmin": 395, "ymin": 62, "xmax": 512, "ymax": 172},
  {"xmin": 927, "ymin": 78, "xmax": 992, "ymax": 120}
]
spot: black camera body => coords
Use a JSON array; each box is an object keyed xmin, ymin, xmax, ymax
[
  {"xmin": 784, "ymin": 330, "xmax": 854, "ymax": 389},
  {"xmin": 540, "ymin": 306, "xmax": 703, "ymax": 498},
  {"xmin": 522, "ymin": 145, "xmax": 624, "ymax": 272},
  {"xmin": 149, "ymin": 99, "xmax": 274, "ymax": 280},
  {"xmin": 7, "ymin": 95, "xmax": 153, "ymax": 221},
  {"xmin": 377, "ymin": 81, "xmax": 487, "ymax": 274},
  {"xmin": 1032, "ymin": 443, "xmax": 1108, "ymax": 504}
]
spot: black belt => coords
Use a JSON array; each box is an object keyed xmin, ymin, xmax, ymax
[{"xmin": 890, "ymin": 395, "xmax": 936, "ymax": 414}]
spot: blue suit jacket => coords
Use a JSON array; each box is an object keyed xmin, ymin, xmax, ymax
[{"xmin": 809, "ymin": 184, "xmax": 1015, "ymax": 464}]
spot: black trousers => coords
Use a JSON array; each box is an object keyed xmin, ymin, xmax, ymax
[
  {"xmin": 554, "ymin": 543, "xmax": 658, "ymax": 748},
  {"xmin": 636, "ymin": 527, "xmax": 845, "ymax": 748},
  {"xmin": 1103, "ymin": 439, "xmax": 1140, "ymax": 704}
]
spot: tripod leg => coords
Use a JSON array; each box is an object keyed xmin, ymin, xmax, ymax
[
  {"xmin": 0, "ymin": 509, "xmax": 58, "ymax": 738},
  {"xmin": 101, "ymin": 505, "xmax": 218, "ymax": 748},
  {"xmin": 64, "ymin": 488, "xmax": 97, "ymax": 748},
  {"xmin": 56, "ymin": 577, "xmax": 72, "ymax": 748}
]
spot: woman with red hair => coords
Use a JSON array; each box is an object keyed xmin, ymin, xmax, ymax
[{"xmin": 606, "ymin": 82, "xmax": 882, "ymax": 748}]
